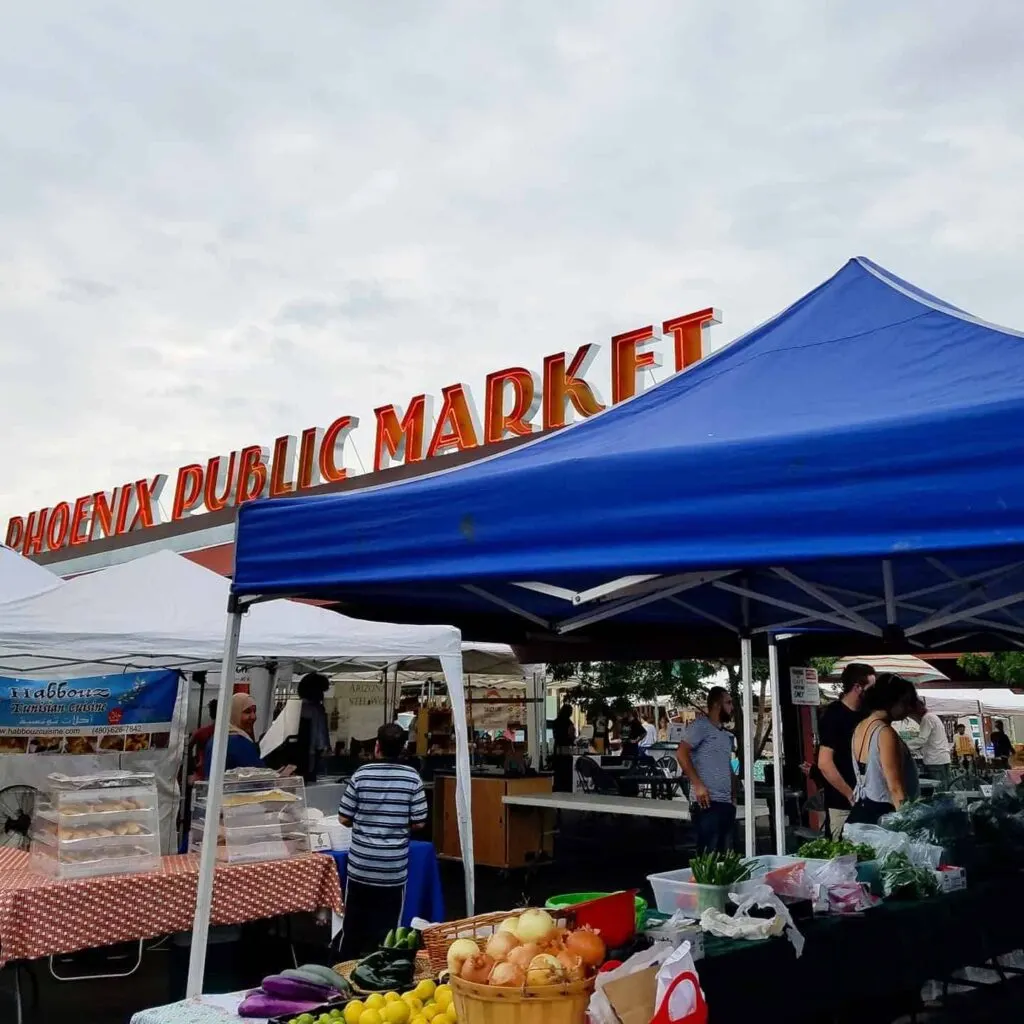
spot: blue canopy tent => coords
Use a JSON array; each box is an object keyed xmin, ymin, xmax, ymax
[{"xmin": 221, "ymin": 256, "xmax": 1024, "ymax": 873}]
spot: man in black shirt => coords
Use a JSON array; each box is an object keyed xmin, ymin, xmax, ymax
[
  {"xmin": 817, "ymin": 662, "xmax": 875, "ymax": 839},
  {"xmin": 991, "ymin": 720, "xmax": 1014, "ymax": 763}
]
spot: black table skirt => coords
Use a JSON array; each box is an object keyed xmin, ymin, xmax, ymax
[{"xmin": 697, "ymin": 872, "xmax": 1024, "ymax": 1021}]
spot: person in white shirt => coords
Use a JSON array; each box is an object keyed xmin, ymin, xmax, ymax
[
  {"xmin": 906, "ymin": 697, "xmax": 951, "ymax": 790},
  {"xmin": 640, "ymin": 713, "xmax": 658, "ymax": 752}
]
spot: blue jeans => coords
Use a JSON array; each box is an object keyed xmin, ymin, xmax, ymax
[{"xmin": 693, "ymin": 801, "xmax": 737, "ymax": 853}]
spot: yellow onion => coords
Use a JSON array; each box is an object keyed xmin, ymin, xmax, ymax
[
  {"xmin": 461, "ymin": 953, "xmax": 496, "ymax": 986},
  {"xmin": 516, "ymin": 908, "xmax": 556, "ymax": 944},
  {"xmin": 497, "ymin": 916, "xmax": 520, "ymax": 936},
  {"xmin": 489, "ymin": 961, "xmax": 525, "ymax": 987},
  {"xmin": 565, "ymin": 926, "xmax": 606, "ymax": 969},
  {"xmin": 525, "ymin": 953, "xmax": 566, "ymax": 987},
  {"xmin": 447, "ymin": 938, "xmax": 481, "ymax": 976},
  {"xmin": 506, "ymin": 942, "xmax": 540, "ymax": 970},
  {"xmin": 556, "ymin": 950, "xmax": 585, "ymax": 982},
  {"xmin": 485, "ymin": 930, "xmax": 520, "ymax": 961}
]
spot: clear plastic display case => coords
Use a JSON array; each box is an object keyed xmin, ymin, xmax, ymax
[
  {"xmin": 30, "ymin": 770, "xmax": 162, "ymax": 879},
  {"xmin": 189, "ymin": 769, "xmax": 310, "ymax": 864}
]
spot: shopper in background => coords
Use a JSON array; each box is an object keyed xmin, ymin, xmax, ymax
[
  {"xmin": 639, "ymin": 712, "xmax": 658, "ymax": 753},
  {"xmin": 295, "ymin": 671, "xmax": 332, "ymax": 783},
  {"xmin": 991, "ymin": 719, "xmax": 1014, "ymax": 764},
  {"xmin": 592, "ymin": 706, "xmax": 610, "ymax": 754},
  {"xmin": 337, "ymin": 723, "xmax": 428, "ymax": 958},
  {"xmin": 954, "ymin": 724, "xmax": 977, "ymax": 761},
  {"xmin": 817, "ymin": 662, "xmax": 875, "ymax": 839},
  {"xmin": 906, "ymin": 696, "xmax": 952, "ymax": 789},
  {"xmin": 677, "ymin": 686, "xmax": 736, "ymax": 852},
  {"xmin": 847, "ymin": 674, "xmax": 920, "ymax": 826},
  {"xmin": 620, "ymin": 711, "xmax": 645, "ymax": 760},
  {"xmin": 189, "ymin": 698, "xmax": 218, "ymax": 782},
  {"xmin": 551, "ymin": 703, "xmax": 576, "ymax": 792}
]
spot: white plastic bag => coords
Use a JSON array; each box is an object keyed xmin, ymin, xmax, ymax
[
  {"xmin": 843, "ymin": 822, "xmax": 942, "ymax": 868},
  {"xmin": 804, "ymin": 854, "xmax": 858, "ymax": 889},
  {"xmin": 588, "ymin": 942, "xmax": 675, "ymax": 1024},
  {"xmin": 655, "ymin": 942, "xmax": 701, "ymax": 1020},
  {"xmin": 705, "ymin": 883, "xmax": 805, "ymax": 957}
]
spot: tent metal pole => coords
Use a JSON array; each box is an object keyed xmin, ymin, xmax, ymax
[
  {"xmin": 767, "ymin": 635, "xmax": 786, "ymax": 855},
  {"xmin": 741, "ymin": 637, "xmax": 755, "ymax": 858},
  {"xmin": 186, "ymin": 604, "xmax": 244, "ymax": 999}
]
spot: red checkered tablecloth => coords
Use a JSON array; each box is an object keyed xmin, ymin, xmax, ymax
[{"xmin": 0, "ymin": 849, "xmax": 342, "ymax": 966}]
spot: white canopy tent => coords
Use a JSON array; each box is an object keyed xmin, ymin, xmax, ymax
[
  {"xmin": 916, "ymin": 687, "xmax": 1024, "ymax": 719},
  {"xmin": 0, "ymin": 544, "xmax": 61, "ymax": 603},
  {"xmin": 0, "ymin": 550, "xmax": 469, "ymax": 999},
  {"xmin": 0, "ymin": 550, "xmax": 463, "ymax": 678}
]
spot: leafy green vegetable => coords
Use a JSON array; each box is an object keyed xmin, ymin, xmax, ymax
[
  {"xmin": 689, "ymin": 851, "xmax": 753, "ymax": 886},
  {"xmin": 881, "ymin": 851, "xmax": 939, "ymax": 900},
  {"xmin": 797, "ymin": 837, "xmax": 876, "ymax": 862}
]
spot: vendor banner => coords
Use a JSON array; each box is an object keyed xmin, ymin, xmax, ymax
[{"xmin": 0, "ymin": 670, "xmax": 179, "ymax": 756}]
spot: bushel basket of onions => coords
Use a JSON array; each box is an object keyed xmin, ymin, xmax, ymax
[{"xmin": 443, "ymin": 907, "xmax": 607, "ymax": 1024}]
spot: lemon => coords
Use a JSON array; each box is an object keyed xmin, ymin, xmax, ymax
[
  {"xmin": 433, "ymin": 989, "xmax": 452, "ymax": 1012},
  {"xmin": 383, "ymin": 993, "xmax": 400, "ymax": 1004},
  {"xmin": 445, "ymin": 1007, "xmax": 458, "ymax": 1024},
  {"xmin": 365, "ymin": 995, "xmax": 386, "ymax": 1011},
  {"xmin": 358, "ymin": 1011, "xmax": 383, "ymax": 1024},
  {"xmin": 383, "ymin": 1001, "xmax": 411, "ymax": 1024},
  {"xmin": 344, "ymin": 1002, "xmax": 365, "ymax": 1024},
  {"xmin": 420, "ymin": 1007, "xmax": 439, "ymax": 1022},
  {"xmin": 434, "ymin": 985, "xmax": 451, "ymax": 1002},
  {"xmin": 410, "ymin": 1017, "xmax": 428, "ymax": 1024},
  {"xmin": 402, "ymin": 997, "xmax": 423, "ymax": 1013},
  {"xmin": 414, "ymin": 980, "xmax": 436, "ymax": 1002}
]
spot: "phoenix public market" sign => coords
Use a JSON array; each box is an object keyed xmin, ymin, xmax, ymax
[{"xmin": 7, "ymin": 308, "xmax": 719, "ymax": 555}]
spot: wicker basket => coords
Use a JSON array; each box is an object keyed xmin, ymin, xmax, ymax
[
  {"xmin": 422, "ymin": 909, "xmax": 575, "ymax": 976},
  {"xmin": 451, "ymin": 974, "xmax": 594, "ymax": 1024},
  {"xmin": 333, "ymin": 954, "xmax": 434, "ymax": 994}
]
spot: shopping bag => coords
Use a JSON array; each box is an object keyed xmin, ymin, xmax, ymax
[{"xmin": 650, "ymin": 972, "xmax": 707, "ymax": 1024}]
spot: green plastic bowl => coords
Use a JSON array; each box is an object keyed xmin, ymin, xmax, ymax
[{"xmin": 544, "ymin": 891, "xmax": 649, "ymax": 930}]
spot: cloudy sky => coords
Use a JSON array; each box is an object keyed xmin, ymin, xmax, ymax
[{"xmin": 2, "ymin": 1, "xmax": 1024, "ymax": 527}]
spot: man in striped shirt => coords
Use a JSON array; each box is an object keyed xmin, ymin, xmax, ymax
[{"xmin": 338, "ymin": 723, "xmax": 428, "ymax": 958}]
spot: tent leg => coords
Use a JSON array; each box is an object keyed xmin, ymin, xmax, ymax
[
  {"xmin": 186, "ymin": 605, "xmax": 244, "ymax": 999},
  {"xmin": 741, "ymin": 637, "xmax": 755, "ymax": 858},
  {"xmin": 768, "ymin": 636, "xmax": 786, "ymax": 855}
]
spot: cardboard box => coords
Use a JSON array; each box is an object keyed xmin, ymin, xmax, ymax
[
  {"xmin": 602, "ymin": 965, "xmax": 658, "ymax": 1024},
  {"xmin": 935, "ymin": 866, "xmax": 966, "ymax": 892}
]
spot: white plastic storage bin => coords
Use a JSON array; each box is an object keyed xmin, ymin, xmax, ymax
[
  {"xmin": 30, "ymin": 770, "xmax": 161, "ymax": 880},
  {"xmin": 189, "ymin": 769, "xmax": 310, "ymax": 864},
  {"xmin": 647, "ymin": 868, "xmax": 735, "ymax": 916}
]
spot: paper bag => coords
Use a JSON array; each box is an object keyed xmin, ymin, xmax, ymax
[{"xmin": 602, "ymin": 965, "xmax": 658, "ymax": 1024}]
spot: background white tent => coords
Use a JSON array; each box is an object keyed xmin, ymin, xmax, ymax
[
  {"xmin": 916, "ymin": 687, "xmax": 1024, "ymax": 719},
  {"xmin": 0, "ymin": 550, "xmax": 472, "ymax": 998},
  {"xmin": 0, "ymin": 544, "xmax": 60, "ymax": 602},
  {"xmin": 0, "ymin": 550, "xmax": 463, "ymax": 677}
]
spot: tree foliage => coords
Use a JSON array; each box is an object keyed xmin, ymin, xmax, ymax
[{"xmin": 958, "ymin": 652, "xmax": 1024, "ymax": 686}]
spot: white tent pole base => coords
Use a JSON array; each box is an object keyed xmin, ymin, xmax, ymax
[
  {"xmin": 767, "ymin": 635, "xmax": 786, "ymax": 856},
  {"xmin": 186, "ymin": 605, "xmax": 244, "ymax": 999},
  {"xmin": 741, "ymin": 637, "xmax": 755, "ymax": 858}
]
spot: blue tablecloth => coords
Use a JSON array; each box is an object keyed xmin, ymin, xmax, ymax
[{"xmin": 328, "ymin": 840, "xmax": 444, "ymax": 927}]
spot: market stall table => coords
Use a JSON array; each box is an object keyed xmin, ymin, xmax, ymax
[
  {"xmin": 0, "ymin": 849, "xmax": 342, "ymax": 1023},
  {"xmin": 502, "ymin": 791, "xmax": 770, "ymax": 820},
  {"xmin": 328, "ymin": 840, "xmax": 444, "ymax": 926},
  {"xmin": 696, "ymin": 873, "xmax": 1024, "ymax": 1022}
]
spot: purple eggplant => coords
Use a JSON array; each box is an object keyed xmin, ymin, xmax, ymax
[
  {"xmin": 237, "ymin": 990, "xmax": 323, "ymax": 1018},
  {"xmin": 261, "ymin": 975, "xmax": 336, "ymax": 1002}
]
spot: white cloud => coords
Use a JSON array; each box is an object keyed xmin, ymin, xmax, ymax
[{"xmin": 2, "ymin": 0, "xmax": 1024, "ymax": 521}]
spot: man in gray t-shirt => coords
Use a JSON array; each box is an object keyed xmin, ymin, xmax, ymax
[{"xmin": 677, "ymin": 687, "xmax": 737, "ymax": 852}]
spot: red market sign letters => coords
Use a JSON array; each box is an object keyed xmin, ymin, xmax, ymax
[{"xmin": 7, "ymin": 308, "xmax": 719, "ymax": 555}]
